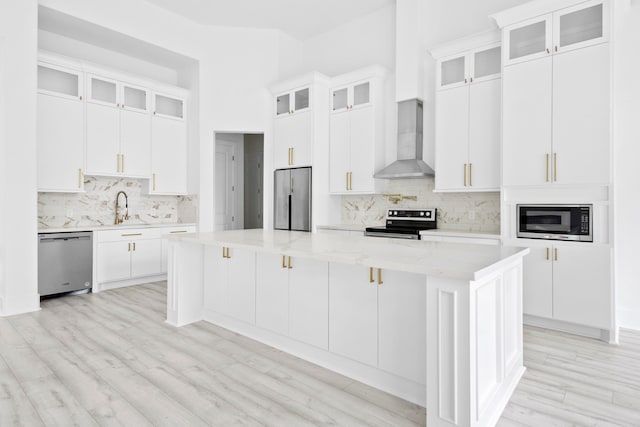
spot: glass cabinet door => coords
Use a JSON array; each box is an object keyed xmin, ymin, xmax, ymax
[
  {"xmin": 353, "ymin": 82, "xmax": 370, "ymax": 107},
  {"xmin": 154, "ymin": 93, "xmax": 184, "ymax": 119},
  {"xmin": 37, "ymin": 64, "xmax": 81, "ymax": 100},
  {"xmin": 276, "ymin": 93, "xmax": 290, "ymax": 116},
  {"xmin": 472, "ymin": 46, "xmax": 501, "ymax": 80},
  {"xmin": 88, "ymin": 75, "xmax": 118, "ymax": 106},
  {"xmin": 555, "ymin": 2, "xmax": 606, "ymax": 53},
  {"xmin": 294, "ymin": 88, "xmax": 310, "ymax": 112},
  {"xmin": 122, "ymin": 84, "xmax": 148, "ymax": 112},
  {"xmin": 439, "ymin": 55, "xmax": 466, "ymax": 87},
  {"xmin": 332, "ymin": 87, "xmax": 348, "ymax": 111},
  {"xmin": 507, "ymin": 19, "xmax": 550, "ymax": 61}
]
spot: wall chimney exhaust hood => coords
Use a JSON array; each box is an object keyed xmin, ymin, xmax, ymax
[{"xmin": 374, "ymin": 99, "xmax": 434, "ymax": 179}]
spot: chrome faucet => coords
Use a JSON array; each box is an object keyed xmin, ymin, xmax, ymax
[{"xmin": 115, "ymin": 191, "xmax": 129, "ymax": 224}]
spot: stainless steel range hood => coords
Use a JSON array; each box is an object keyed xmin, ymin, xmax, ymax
[{"xmin": 374, "ymin": 99, "xmax": 434, "ymax": 179}]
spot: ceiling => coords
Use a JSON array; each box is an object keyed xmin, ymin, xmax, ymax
[{"xmin": 143, "ymin": 0, "xmax": 395, "ymax": 40}]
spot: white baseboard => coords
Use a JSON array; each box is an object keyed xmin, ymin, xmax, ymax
[
  {"xmin": 95, "ymin": 274, "xmax": 167, "ymax": 293},
  {"xmin": 524, "ymin": 314, "xmax": 615, "ymax": 343},
  {"xmin": 202, "ymin": 309, "xmax": 427, "ymax": 407}
]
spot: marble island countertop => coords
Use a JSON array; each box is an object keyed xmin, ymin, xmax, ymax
[
  {"xmin": 38, "ymin": 223, "xmax": 196, "ymax": 234},
  {"xmin": 169, "ymin": 229, "xmax": 528, "ymax": 281},
  {"xmin": 419, "ymin": 228, "xmax": 500, "ymax": 240}
]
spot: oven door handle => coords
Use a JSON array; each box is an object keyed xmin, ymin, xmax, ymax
[{"xmin": 364, "ymin": 231, "xmax": 420, "ymax": 240}]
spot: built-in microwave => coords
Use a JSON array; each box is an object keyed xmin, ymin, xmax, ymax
[{"xmin": 517, "ymin": 204, "xmax": 592, "ymax": 242}]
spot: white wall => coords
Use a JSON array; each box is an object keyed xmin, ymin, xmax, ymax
[
  {"xmin": 0, "ymin": 0, "xmax": 40, "ymax": 316},
  {"xmin": 613, "ymin": 1, "xmax": 640, "ymax": 329}
]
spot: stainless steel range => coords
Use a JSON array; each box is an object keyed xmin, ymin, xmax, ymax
[{"xmin": 365, "ymin": 208, "xmax": 437, "ymax": 240}]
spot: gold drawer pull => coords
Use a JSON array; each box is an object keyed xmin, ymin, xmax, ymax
[
  {"xmin": 121, "ymin": 233, "xmax": 142, "ymax": 237},
  {"xmin": 377, "ymin": 268, "xmax": 383, "ymax": 285},
  {"xmin": 369, "ymin": 267, "xmax": 374, "ymax": 283},
  {"xmin": 169, "ymin": 230, "xmax": 187, "ymax": 234}
]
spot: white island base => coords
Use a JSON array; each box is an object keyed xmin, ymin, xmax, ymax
[{"xmin": 166, "ymin": 230, "xmax": 528, "ymax": 427}]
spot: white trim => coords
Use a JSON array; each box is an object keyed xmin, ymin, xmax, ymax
[
  {"xmin": 491, "ymin": 0, "xmax": 595, "ymax": 28},
  {"xmin": 429, "ymin": 30, "xmax": 501, "ymax": 59},
  {"xmin": 524, "ymin": 314, "xmax": 615, "ymax": 343}
]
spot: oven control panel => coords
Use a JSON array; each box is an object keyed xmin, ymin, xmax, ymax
[{"xmin": 386, "ymin": 208, "xmax": 436, "ymax": 221}]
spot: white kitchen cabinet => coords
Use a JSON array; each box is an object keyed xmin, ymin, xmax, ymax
[
  {"xmin": 329, "ymin": 68, "xmax": 386, "ymax": 195},
  {"xmin": 432, "ymin": 39, "xmax": 501, "ymax": 192},
  {"xmin": 329, "ymin": 263, "xmax": 378, "ymax": 367},
  {"xmin": 502, "ymin": 1, "xmax": 608, "ymax": 66},
  {"xmin": 149, "ymin": 91, "xmax": 187, "ymax": 195},
  {"xmin": 205, "ymin": 245, "xmax": 256, "ymax": 324},
  {"xmin": 85, "ymin": 74, "xmax": 151, "ymax": 178},
  {"xmin": 522, "ymin": 242, "xmax": 611, "ymax": 329},
  {"xmin": 96, "ymin": 228, "xmax": 162, "ymax": 284},
  {"xmin": 378, "ymin": 269, "xmax": 426, "ymax": 384},
  {"xmin": 37, "ymin": 62, "xmax": 85, "ymax": 193},
  {"xmin": 288, "ymin": 256, "xmax": 329, "ymax": 349},
  {"xmin": 273, "ymin": 85, "xmax": 312, "ymax": 169},
  {"xmin": 256, "ymin": 253, "xmax": 289, "ymax": 335}
]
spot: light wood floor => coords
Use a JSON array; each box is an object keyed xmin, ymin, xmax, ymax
[{"xmin": 0, "ymin": 282, "xmax": 638, "ymax": 426}]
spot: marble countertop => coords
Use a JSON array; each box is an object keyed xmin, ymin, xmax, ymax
[
  {"xmin": 169, "ymin": 229, "xmax": 528, "ymax": 281},
  {"xmin": 38, "ymin": 223, "xmax": 196, "ymax": 234},
  {"xmin": 316, "ymin": 224, "xmax": 368, "ymax": 232},
  {"xmin": 419, "ymin": 229, "xmax": 501, "ymax": 239}
]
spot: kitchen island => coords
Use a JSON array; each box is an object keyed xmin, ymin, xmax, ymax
[{"xmin": 166, "ymin": 229, "xmax": 529, "ymax": 427}]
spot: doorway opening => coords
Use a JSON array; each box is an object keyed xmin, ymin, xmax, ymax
[{"xmin": 214, "ymin": 133, "xmax": 264, "ymax": 231}]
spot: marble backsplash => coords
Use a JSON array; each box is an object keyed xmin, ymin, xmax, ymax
[
  {"xmin": 342, "ymin": 178, "xmax": 500, "ymax": 233},
  {"xmin": 38, "ymin": 176, "xmax": 197, "ymax": 228}
]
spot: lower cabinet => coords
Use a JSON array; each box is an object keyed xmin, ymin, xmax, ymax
[
  {"xmin": 329, "ymin": 263, "xmax": 427, "ymax": 383},
  {"xmin": 96, "ymin": 229, "xmax": 162, "ymax": 283},
  {"xmin": 523, "ymin": 243, "xmax": 611, "ymax": 329},
  {"xmin": 161, "ymin": 226, "xmax": 196, "ymax": 274},
  {"xmin": 256, "ymin": 253, "xmax": 329, "ymax": 349},
  {"xmin": 205, "ymin": 245, "xmax": 256, "ymax": 324}
]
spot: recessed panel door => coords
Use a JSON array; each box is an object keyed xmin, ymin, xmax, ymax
[
  {"xmin": 348, "ymin": 106, "xmax": 375, "ymax": 193},
  {"xmin": 435, "ymin": 86, "xmax": 469, "ymax": 190},
  {"xmin": 86, "ymin": 102, "xmax": 120, "ymax": 175}
]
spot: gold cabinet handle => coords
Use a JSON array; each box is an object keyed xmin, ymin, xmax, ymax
[
  {"xmin": 553, "ymin": 153, "xmax": 557, "ymax": 182},
  {"xmin": 464, "ymin": 78, "xmax": 468, "ymax": 84},
  {"xmin": 546, "ymin": 153, "xmax": 549, "ymax": 182},
  {"xmin": 121, "ymin": 154, "xmax": 125, "ymax": 173},
  {"xmin": 469, "ymin": 163, "xmax": 472, "ymax": 186},
  {"xmin": 117, "ymin": 154, "xmax": 121, "ymax": 173},
  {"xmin": 349, "ymin": 172, "xmax": 353, "ymax": 191},
  {"xmin": 463, "ymin": 164, "xmax": 467, "ymax": 186},
  {"xmin": 290, "ymin": 147, "xmax": 294, "ymax": 165},
  {"xmin": 121, "ymin": 233, "xmax": 142, "ymax": 237},
  {"xmin": 222, "ymin": 247, "xmax": 226, "ymax": 259},
  {"xmin": 282, "ymin": 255, "xmax": 286, "ymax": 268},
  {"xmin": 288, "ymin": 148, "xmax": 291, "ymax": 165},
  {"xmin": 554, "ymin": 248, "xmax": 558, "ymax": 261},
  {"xmin": 78, "ymin": 168, "xmax": 83, "ymax": 189},
  {"xmin": 133, "ymin": 242, "xmax": 136, "ymax": 251},
  {"xmin": 346, "ymin": 172, "xmax": 349, "ymax": 191},
  {"xmin": 546, "ymin": 247, "xmax": 550, "ymax": 260},
  {"xmin": 128, "ymin": 242, "xmax": 131, "ymax": 252},
  {"xmin": 555, "ymin": 46, "xmax": 558, "ymax": 53},
  {"xmin": 470, "ymin": 77, "xmax": 473, "ymax": 83},
  {"xmin": 369, "ymin": 267, "xmax": 374, "ymax": 283},
  {"xmin": 546, "ymin": 47, "xmax": 550, "ymax": 54},
  {"xmin": 288, "ymin": 256, "xmax": 292, "ymax": 269},
  {"xmin": 377, "ymin": 268, "xmax": 383, "ymax": 285},
  {"xmin": 79, "ymin": 95, "xmax": 83, "ymax": 101},
  {"xmin": 152, "ymin": 173, "xmax": 157, "ymax": 191},
  {"xmin": 226, "ymin": 247, "xmax": 231, "ymax": 259},
  {"xmin": 169, "ymin": 230, "xmax": 188, "ymax": 234}
]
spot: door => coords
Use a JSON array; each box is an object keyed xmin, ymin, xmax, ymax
[
  {"xmin": 329, "ymin": 111, "xmax": 350, "ymax": 193},
  {"xmin": 553, "ymin": 245, "xmax": 611, "ymax": 329},
  {"xmin": 130, "ymin": 238, "xmax": 162, "ymax": 278},
  {"xmin": 468, "ymin": 78, "xmax": 501, "ymax": 190},
  {"xmin": 435, "ymin": 85, "xmax": 469, "ymax": 190},
  {"xmin": 225, "ymin": 247, "xmax": 256, "ymax": 324},
  {"xmin": 151, "ymin": 117, "xmax": 187, "ymax": 194},
  {"xmin": 273, "ymin": 168, "xmax": 290, "ymax": 230},
  {"xmin": 215, "ymin": 140, "xmax": 236, "ymax": 231},
  {"xmin": 244, "ymin": 140, "xmax": 263, "ymax": 229},
  {"xmin": 378, "ymin": 269, "xmax": 426, "ymax": 384},
  {"xmin": 120, "ymin": 109, "xmax": 151, "ymax": 177},
  {"xmin": 96, "ymin": 241, "xmax": 131, "ymax": 283},
  {"xmin": 36, "ymin": 93, "xmax": 84, "ymax": 192},
  {"xmin": 86, "ymin": 102, "xmax": 120, "ymax": 175},
  {"xmin": 552, "ymin": 43, "xmax": 610, "ymax": 185},
  {"xmin": 329, "ymin": 263, "xmax": 378, "ymax": 367},
  {"xmin": 255, "ymin": 253, "xmax": 289, "ymax": 335},
  {"xmin": 348, "ymin": 106, "xmax": 375, "ymax": 193},
  {"xmin": 522, "ymin": 246, "xmax": 553, "ymax": 318},
  {"xmin": 502, "ymin": 56, "xmax": 553, "ymax": 186},
  {"xmin": 290, "ymin": 167, "xmax": 311, "ymax": 232},
  {"xmin": 289, "ymin": 258, "xmax": 329, "ymax": 349}
]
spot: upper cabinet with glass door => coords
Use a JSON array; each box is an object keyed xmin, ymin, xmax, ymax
[
  {"xmin": 275, "ymin": 86, "xmax": 310, "ymax": 117},
  {"xmin": 153, "ymin": 92, "xmax": 185, "ymax": 120},
  {"xmin": 502, "ymin": 0, "xmax": 608, "ymax": 66},
  {"xmin": 436, "ymin": 40, "xmax": 501, "ymax": 90},
  {"xmin": 331, "ymin": 80, "xmax": 371, "ymax": 113},
  {"xmin": 38, "ymin": 62, "xmax": 83, "ymax": 101}
]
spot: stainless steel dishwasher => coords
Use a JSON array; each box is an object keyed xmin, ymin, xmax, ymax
[{"xmin": 38, "ymin": 231, "xmax": 93, "ymax": 297}]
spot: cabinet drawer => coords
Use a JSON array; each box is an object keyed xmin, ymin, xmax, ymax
[
  {"xmin": 96, "ymin": 227, "xmax": 163, "ymax": 243},
  {"xmin": 162, "ymin": 226, "xmax": 196, "ymax": 235}
]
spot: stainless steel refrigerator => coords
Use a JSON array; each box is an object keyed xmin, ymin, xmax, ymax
[{"xmin": 274, "ymin": 167, "xmax": 311, "ymax": 231}]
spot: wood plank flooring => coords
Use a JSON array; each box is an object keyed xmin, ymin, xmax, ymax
[{"xmin": 0, "ymin": 282, "xmax": 639, "ymax": 426}]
